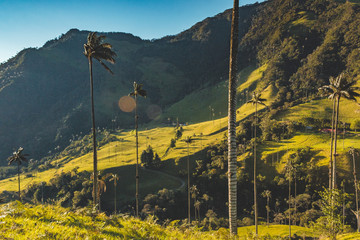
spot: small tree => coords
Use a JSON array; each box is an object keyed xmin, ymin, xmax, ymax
[
  {"xmin": 8, "ymin": 147, "xmax": 29, "ymax": 202},
  {"xmin": 169, "ymin": 138, "xmax": 176, "ymax": 148},
  {"xmin": 91, "ymin": 172, "xmax": 111, "ymax": 211},
  {"xmin": 261, "ymin": 190, "xmax": 272, "ymax": 226},
  {"xmin": 175, "ymin": 129, "xmax": 183, "ymax": 140},
  {"xmin": 109, "ymin": 173, "xmax": 119, "ymax": 214},
  {"xmin": 312, "ymin": 188, "xmax": 348, "ymax": 240},
  {"xmin": 352, "ymin": 120, "xmax": 360, "ymax": 133},
  {"xmin": 190, "ymin": 185, "xmax": 200, "ymax": 221},
  {"xmin": 140, "ymin": 145, "xmax": 162, "ymax": 169}
]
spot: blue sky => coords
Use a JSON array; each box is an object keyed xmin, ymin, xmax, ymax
[{"xmin": 0, "ymin": 0, "xmax": 261, "ymax": 63}]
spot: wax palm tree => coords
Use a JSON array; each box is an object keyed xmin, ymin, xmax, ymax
[
  {"xmin": 184, "ymin": 136, "xmax": 193, "ymax": 224},
  {"xmin": 84, "ymin": 32, "xmax": 116, "ymax": 209},
  {"xmin": 247, "ymin": 91, "xmax": 266, "ymax": 235},
  {"xmin": 91, "ymin": 172, "xmax": 111, "ymax": 212},
  {"xmin": 129, "ymin": 81, "xmax": 147, "ymax": 217},
  {"xmin": 261, "ymin": 190, "xmax": 272, "ymax": 226},
  {"xmin": 8, "ymin": 147, "xmax": 29, "ymax": 202},
  {"xmin": 319, "ymin": 73, "xmax": 360, "ymax": 189},
  {"xmin": 349, "ymin": 147, "xmax": 359, "ymax": 232},
  {"xmin": 227, "ymin": 0, "xmax": 239, "ymax": 235},
  {"xmin": 109, "ymin": 173, "xmax": 119, "ymax": 214},
  {"xmin": 190, "ymin": 185, "xmax": 200, "ymax": 221},
  {"xmin": 285, "ymin": 158, "xmax": 294, "ymax": 239}
]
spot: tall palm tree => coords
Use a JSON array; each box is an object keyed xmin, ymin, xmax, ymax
[
  {"xmin": 8, "ymin": 147, "xmax": 29, "ymax": 202},
  {"xmin": 227, "ymin": 0, "xmax": 239, "ymax": 235},
  {"xmin": 247, "ymin": 91, "xmax": 266, "ymax": 235},
  {"xmin": 285, "ymin": 158, "xmax": 294, "ymax": 239},
  {"xmin": 319, "ymin": 73, "xmax": 360, "ymax": 189},
  {"xmin": 184, "ymin": 136, "xmax": 193, "ymax": 224},
  {"xmin": 109, "ymin": 173, "xmax": 119, "ymax": 214},
  {"xmin": 129, "ymin": 81, "xmax": 147, "ymax": 217},
  {"xmin": 84, "ymin": 32, "xmax": 116, "ymax": 209},
  {"xmin": 261, "ymin": 190, "xmax": 272, "ymax": 226},
  {"xmin": 349, "ymin": 147, "xmax": 359, "ymax": 232}
]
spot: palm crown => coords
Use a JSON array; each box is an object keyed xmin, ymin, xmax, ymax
[
  {"xmin": 109, "ymin": 174, "xmax": 119, "ymax": 186},
  {"xmin": 184, "ymin": 136, "xmax": 193, "ymax": 144},
  {"xmin": 84, "ymin": 32, "xmax": 117, "ymax": 74},
  {"xmin": 8, "ymin": 147, "xmax": 29, "ymax": 166},
  {"xmin": 319, "ymin": 73, "xmax": 360, "ymax": 101},
  {"xmin": 129, "ymin": 82, "xmax": 147, "ymax": 98},
  {"xmin": 247, "ymin": 92, "xmax": 267, "ymax": 106}
]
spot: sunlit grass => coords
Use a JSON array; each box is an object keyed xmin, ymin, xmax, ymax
[
  {"xmin": 0, "ymin": 202, "xmax": 322, "ymax": 239},
  {"xmin": 238, "ymin": 224, "xmax": 317, "ymax": 238},
  {"xmin": 278, "ymin": 98, "xmax": 360, "ymax": 125}
]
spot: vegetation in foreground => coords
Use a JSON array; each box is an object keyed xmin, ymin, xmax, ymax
[{"xmin": 0, "ymin": 202, "xmax": 321, "ymax": 239}]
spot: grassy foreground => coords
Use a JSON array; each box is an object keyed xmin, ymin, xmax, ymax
[
  {"xmin": 0, "ymin": 202, "xmax": 232, "ymax": 240},
  {"xmin": 0, "ymin": 202, "xmax": 325, "ymax": 240}
]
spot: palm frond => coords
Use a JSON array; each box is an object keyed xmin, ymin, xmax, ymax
[
  {"xmin": 95, "ymin": 58, "xmax": 114, "ymax": 74},
  {"xmin": 84, "ymin": 32, "xmax": 116, "ymax": 72}
]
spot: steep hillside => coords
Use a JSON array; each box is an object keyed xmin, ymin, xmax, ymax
[
  {"xmin": 2, "ymin": 0, "xmax": 360, "ymax": 162},
  {"xmin": 0, "ymin": 4, "xmax": 259, "ymax": 161}
]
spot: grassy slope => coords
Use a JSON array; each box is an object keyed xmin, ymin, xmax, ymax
[
  {"xmin": 4, "ymin": 202, "xmax": 360, "ymax": 239},
  {"xmin": 0, "ymin": 65, "xmax": 272, "ymax": 193},
  {"xmin": 4, "ymin": 62, "xmax": 359, "ymax": 193},
  {"xmin": 1, "ymin": 63, "xmax": 359, "ymax": 199},
  {"xmin": 1, "ymin": 64, "xmax": 360, "ymax": 236},
  {"xmin": 0, "ymin": 202, "xmax": 319, "ymax": 239}
]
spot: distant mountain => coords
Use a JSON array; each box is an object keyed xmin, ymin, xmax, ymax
[
  {"xmin": 0, "ymin": 4, "xmax": 259, "ymax": 161},
  {"xmin": 1, "ymin": 0, "xmax": 360, "ymax": 162}
]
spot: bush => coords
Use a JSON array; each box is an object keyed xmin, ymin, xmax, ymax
[{"xmin": 141, "ymin": 145, "xmax": 162, "ymax": 169}]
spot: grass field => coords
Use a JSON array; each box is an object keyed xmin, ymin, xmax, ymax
[{"xmin": 0, "ymin": 202, "xmax": 322, "ymax": 239}]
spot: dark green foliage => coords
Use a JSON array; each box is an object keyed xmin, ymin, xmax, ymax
[
  {"xmin": 311, "ymin": 188, "xmax": 348, "ymax": 239},
  {"xmin": 23, "ymin": 168, "xmax": 92, "ymax": 208},
  {"xmin": 140, "ymin": 145, "xmax": 162, "ymax": 169},
  {"xmin": 169, "ymin": 138, "xmax": 176, "ymax": 148},
  {"xmin": 175, "ymin": 129, "xmax": 183, "ymax": 140},
  {"xmin": 260, "ymin": 117, "xmax": 297, "ymax": 141},
  {"xmin": 352, "ymin": 120, "xmax": 360, "ymax": 131},
  {"xmin": 141, "ymin": 188, "xmax": 183, "ymax": 220}
]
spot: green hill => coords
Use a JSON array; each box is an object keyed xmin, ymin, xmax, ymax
[{"xmin": 2, "ymin": 0, "xmax": 360, "ymax": 237}]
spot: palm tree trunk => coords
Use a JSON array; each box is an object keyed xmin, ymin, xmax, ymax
[
  {"xmin": 187, "ymin": 142, "xmax": 191, "ymax": 224},
  {"xmin": 294, "ymin": 171, "xmax": 297, "ymax": 225},
  {"xmin": 333, "ymin": 96, "xmax": 340, "ymax": 189},
  {"xmin": 289, "ymin": 174, "xmax": 291, "ymax": 239},
  {"xmin": 115, "ymin": 182, "xmax": 117, "ymax": 214},
  {"xmin": 88, "ymin": 57, "xmax": 98, "ymax": 210},
  {"xmin": 227, "ymin": 0, "xmax": 239, "ymax": 235},
  {"xmin": 254, "ymin": 102, "xmax": 258, "ymax": 236},
  {"xmin": 135, "ymin": 95, "xmax": 139, "ymax": 218},
  {"xmin": 352, "ymin": 152, "xmax": 359, "ymax": 232},
  {"xmin": 329, "ymin": 98, "xmax": 336, "ymax": 190},
  {"xmin": 267, "ymin": 196, "xmax": 270, "ymax": 226},
  {"xmin": 17, "ymin": 163, "xmax": 21, "ymax": 202}
]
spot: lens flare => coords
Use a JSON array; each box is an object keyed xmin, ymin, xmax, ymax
[{"xmin": 118, "ymin": 96, "xmax": 136, "ymax": 112}]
